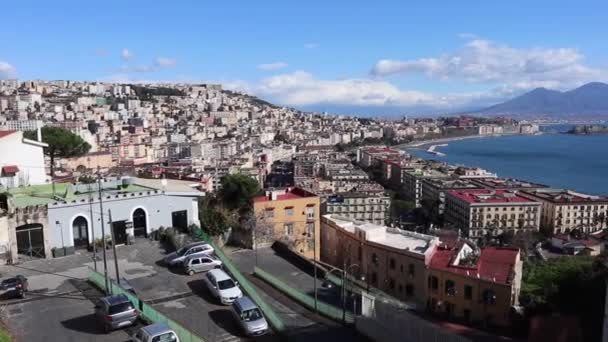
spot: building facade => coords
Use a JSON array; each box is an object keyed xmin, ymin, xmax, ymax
[
  {"xmin": 321, "ymin": 215, "xmax": 439, "ymax": 308},
  {"xmin": 444, "ymin": 189, "xmax": 541, "ymax": 238},
  {"xmin": 322, "ymin": 193, "xmax": 390, "ymax": 225},
  {"xmin": 427, "ymin": 242, "xmax": 523, "ymax": 327},
  {"xmin": 522, "ymin": 189, "xmax": 608, "ymax": 234},
  {"xmin": 0, "ymin": 130, "xmax": 48, "ymax": 188},
  {"xmin": 253, "ymin": 187, "xmax": 320, "ymax": 259}
]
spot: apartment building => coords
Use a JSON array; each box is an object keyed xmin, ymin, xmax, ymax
[
  {"xmin": 470, "ymin": 177, "xmax": 548, "ymax": 191},
  {"xmin": 445, "ymin": 189, "xmax": 541, "ymax": 237},
  {"xmin": 321, "ymin": 215, "xmax": 439, "ymax": 308},
  {"xmin": 427, "ymin": 241, "xmax": 523, "ymax": 327},
  {"xmin": 421, "ymin": 178, "xmax": 481, "ymax": 215},
  {"xmin": 521, "ymin": 189, "xmax": 608, "ymax": 234},
  {"xmin": 402, "ymin": 168, "xmax": 449, "ymax": 208},
  {"xmin": 358, "ymin": 147, "xmax": 402, "ymax": 168},
  {"xmin": 253, "ymin": 187, "xmax": 320, "ymax": 259},
  {"xmin": 322, "ymin": 193, "xmax": 390, "ymax": 225}
]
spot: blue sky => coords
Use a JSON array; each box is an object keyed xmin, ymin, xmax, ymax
[{"xmin": 1, "ymin": 0, "xmax": 607, "ymax": 114}]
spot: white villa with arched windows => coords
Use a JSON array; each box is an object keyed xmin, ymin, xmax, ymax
[{"xmin": 0, "ymin": 177, "xmax": 203, "ymax": 262}]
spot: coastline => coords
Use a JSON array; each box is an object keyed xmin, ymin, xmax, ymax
[{"xmin": 397, "ymin": 133, "xmax": 521, "ymax": 150}]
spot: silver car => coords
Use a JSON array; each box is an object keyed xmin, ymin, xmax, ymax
[
  {"xmin": 164, "ymin": 242, "xmax": 214, "ymax": 267},
  {"xmin": 183, "ymin": 255, "xmax": 222, "ymax": 275},
  {"xmin": 94, "ymin": 294, "xmax": 139, "ymax": 333},
  {"xmin": 231, "ymin": 296, "xmax": 269, "ymax": 336},
  {"xmin": 132, "ymin": 322, "xmax": 180, "ymax": 342}
]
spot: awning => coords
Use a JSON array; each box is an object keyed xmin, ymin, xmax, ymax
[{"xmin": 2, "ymin": 165, "xmax": 19, "ymax": 175}]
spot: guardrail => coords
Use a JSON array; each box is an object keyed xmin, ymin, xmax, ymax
[
  {"xmin": 88, "ymin": 270, "xmax": 206, "ymax": 342},
  {"xmin": 253, "ymin": 266, "xmax": 354, "ymax": 324},
  {"xmin": 191, "ymin": 228, "xmax": 287, "ymax": 333}
]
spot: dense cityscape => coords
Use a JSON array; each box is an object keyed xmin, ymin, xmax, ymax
[{"xmin": 0, "ymin": 79, "xmax": 605, "ymax": 342}]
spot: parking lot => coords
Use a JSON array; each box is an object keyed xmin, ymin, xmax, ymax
[{"xmin": 0, "ymin": 239, "xmax": 279, "ymax": 342}]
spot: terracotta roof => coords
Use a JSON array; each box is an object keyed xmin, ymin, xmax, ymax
[
  {"xmin": 448, "ymin": 189, "xmax": 536, "ymax": 204},
  {"xmin": 0, "ymin": 131, "xmax": 16, "ymax": 139},
  {"xmin": 429, "ymin": 244, "xmax": 519, "ymax": 285},
  {"xmin": 2, "ymin": 165, "xmax": 19, "ymax": 174}
]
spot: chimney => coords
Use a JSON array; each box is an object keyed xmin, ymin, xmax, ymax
[{"xmin": 37, "ymin": 126, "xmax": 42, "ymax": 142}]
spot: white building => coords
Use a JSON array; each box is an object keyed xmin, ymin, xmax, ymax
[{"xmin": 0, "ymin": 130, "xmax": 48, "ymax": 188}]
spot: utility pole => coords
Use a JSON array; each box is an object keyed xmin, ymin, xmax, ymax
[
  {"xmin": 108, "ymin": 209, "xmax": 121, "ymax": 286},
  {"xmin": 97, "ymin": 172, "xmax": 109, "ymax": 295},
  {"xmin": 313, "ymin": 229, "xmax": 317, "ymax": 313},
  {"xmin": 87, "ymin": 183, "xmax": 97, "ymax": 272}
]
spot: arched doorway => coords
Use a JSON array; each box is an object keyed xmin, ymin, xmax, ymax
[
  {"xmin": 133, "ymin": 208, "xmax": 147, "ymax": 237},
  {"xmin": 16, "ymin": 224, "xmax": 45, "ymax": 258},
  {"xmin": 72, "ymin": 216, "xmax": 89, "ymax": 249}
]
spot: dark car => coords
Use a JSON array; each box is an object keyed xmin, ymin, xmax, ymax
[{"xmin": 0, "ymin": 275, "xmax": 28, "ymax": 299}]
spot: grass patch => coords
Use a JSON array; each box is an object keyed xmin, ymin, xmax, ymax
[{"xmin": 0, "ymin": 326, "xmax": 11, "ymax": 342}]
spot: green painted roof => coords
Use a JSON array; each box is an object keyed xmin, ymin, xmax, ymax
[{"xmin": 5, "ymin": 182, "xmax": 158, "ymax": 208}]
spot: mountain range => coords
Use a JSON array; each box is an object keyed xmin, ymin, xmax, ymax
[{"xmin": 474, "ymin": 82, "xmax": 608, "ymax": 118}]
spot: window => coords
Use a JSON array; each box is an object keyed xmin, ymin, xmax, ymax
[
  {"xmin": 285, "ymin": 207, "xmax": 294, "ymax": 216},
  {"xmin": 306, "ymin": 223, "xmax": 315, "ymax": 236},
  {"xmin": 406, "ymin": 284, "xmax": 414, "ymax": 297},
  {"xmin": 398, "ymin": 284, "xmax": 403, "ymax": 293},
  {"xmin": 371, "ymin": 272, "xmax": 377, "ymax": 285},
  {"xmin": 389, "ymin": 258, "xmax": 396, "ymax": 270},
  {"xmin": 358, "ymin": 246, "xmax": 362, "ymax": 261},
  {"xmin": 264, "ymin": 208, "xmax": 274, "ymax": 218},
  {"xmin": 482, "ymin": 289, "xmax": 496, "ymax": 304},
  {"xmin": 191, "ymin": 259, "xmax": 201, "ymax": 265},
  {"xmin": 445, "ymin": 280, "xmax": 456, "ymax": 296},
  {"xmin": 408, "ymin": 264, "xmax": 415, "ymax": 277},
  {"xmin": 284, "ymin": 223, "xmax": 294, "ymax": 236},
  {"xmin": 428, "ymin": 276, "xmax": 438, "ymax": 290},
  {"xmin": 464, "ymin": 285, "xmax": 473, "ymax": 300},
  {"xmin": 371, "ymin": 253, "xmax": 378, "ymax": 264},
  {"xmin": 306, "ymin": 206, "xmax": 315, "ymax": 219},
  {"xmin": 389, "ymin": 278, "xmax": 395, "ymax": 290}
]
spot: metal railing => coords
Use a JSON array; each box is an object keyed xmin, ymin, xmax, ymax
[
  {"xmin": 191, "ymin": 228, "xmax": 286, "ymax": 333},
  {"xmin": 88, "ymin": 270, "xmax": 207, "ymax": 342},
  {"xmin": 254, "ymin": 266, "xmax": 354, "ymax": 324}
]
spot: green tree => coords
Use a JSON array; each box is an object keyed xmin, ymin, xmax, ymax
[
  {"xmin": 24, "ymin": 126, "xmax": 91, "ymax": 184},
  {"xmin": 199, "ymin": 206, "xmax": 230, "ymax": 236},
  {"xmin": 217, "ymin": 174, "xmax": 260, "ymax": 212}
]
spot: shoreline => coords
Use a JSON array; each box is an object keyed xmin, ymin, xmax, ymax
[{"xmin": 397, "ymin": 133, "xmax": 519, "ymax": 150}]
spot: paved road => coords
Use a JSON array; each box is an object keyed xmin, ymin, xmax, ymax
[
  {"xmin": 0, "ymin": 239, "xmax": 277, "ymax": 342},
  {"xmin": 227, "ymin": 247, "xmax": 370, "ymax": 342}
]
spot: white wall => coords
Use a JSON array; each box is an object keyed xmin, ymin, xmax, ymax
[{"xmin": 0, "ymin": 131, "xmax": 47, "ymax": 188}]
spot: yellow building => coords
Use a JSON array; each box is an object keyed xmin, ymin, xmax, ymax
[
  {"xmin": 253, "ymin": 188, "xmax": 320, "ymax": 259},
  {"xmin": 522, "ymin": 189, "xmax": 608, "ymax": 234}
]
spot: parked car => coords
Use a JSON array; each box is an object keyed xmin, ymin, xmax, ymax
[
  {"xmin": 164, "ymin": 242, "xmax": 214, "ymax": 267},
  {"xmin": 0, "ymin": 275, "xmax": 28, "ymax": 299},
  {"xmin": 132, "ymin": 322, "xmax": 179, "ymax": 342},
  {"xmin": 94, "ymin": 293, "xmax": 139, "ymax": 333},
  {"xmin": 231, "ymin": 296, "xmax": 269, "ymax": 336},
  {"xmin": 203, "ymin": 269, "xmax": 242, "ymax": 305},
  {"xmin": 183, "ymin": 254, "xmax": 222, "ymax": 275}
]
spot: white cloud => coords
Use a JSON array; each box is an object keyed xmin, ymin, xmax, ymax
[
  {"xmin": 370, "ymin": 38, "xmax": 605, "ymax": 90},
  {"xmin": 0, "ymin": 61, "xmax": 16, "ymax": 79},
  {"xmin": 257, "ymin": 62, "xmax": 289, "ymax": 71},
  {"xmin": 231, "ymin": 71, "xmax": 436, "ymax": 107},
  {"xmin": 156, "ymin": 57, "xmax": 177, "ymax": 67},
  {"xmin": 121, "ymin": 48, "xmax": 133, "ymax": 60},
  {"xmin": 304, "ymin": 43, "xmax": 320, "ymax": 49}
]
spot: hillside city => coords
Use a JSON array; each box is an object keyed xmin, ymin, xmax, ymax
[{"xmin": 0, "ymin": 79, "xmax": 606, "ymax": 342}]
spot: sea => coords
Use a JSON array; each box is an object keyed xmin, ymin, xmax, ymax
[{"xmin": 406, "ymin": 125, "xmax": 608, "ymax": 195}]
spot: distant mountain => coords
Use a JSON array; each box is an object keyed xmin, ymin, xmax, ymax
[{"xmin": 476, "ymin": 82, "xmax": 608, "ymax": 117}]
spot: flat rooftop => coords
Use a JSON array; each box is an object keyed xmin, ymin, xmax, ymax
[
  {"xmin": 323, "ymin": 215, "xmax": 438, "ymax": 257},
  {"xmin": 5, "ymin": 177, "xmax": 203, "ymax": 208},
  {"xmin": 523, "ymin": 188, "xmax": 608, "ymax": 204},
  {"xmin": 448, "ymin": 189, "xmax": 538, "ymax": 205},
  {"xmin": 471, "ymin": 177, "xmax": 548, "ymax": 190},
  {"xmin": 254, "ymin": 187, "xmax": 317, "ymax": 203},
  {"xmin": 423, "ymin": 178, "xmax": 481, "ymax": 190}
]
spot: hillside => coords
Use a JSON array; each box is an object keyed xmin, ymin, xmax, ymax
[{"xmin": 476, "ymin": 82, "xmax": 608, "ymax": 117}]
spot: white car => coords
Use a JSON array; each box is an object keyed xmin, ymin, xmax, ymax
[
  {"xmin": 203, "ymin": 269, "xmax": 242, "ymax": 305},
  {"xmin": 131, "ymin": 322, "xmax": 179, "ymax": 342}
]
